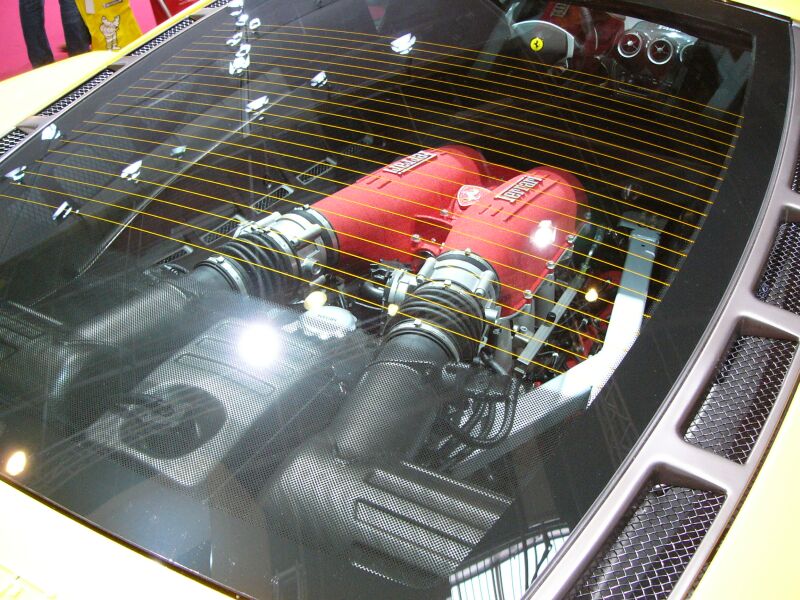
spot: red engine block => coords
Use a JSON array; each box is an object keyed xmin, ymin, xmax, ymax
[{"xmin": 311, "ymin": 146, "xmax": 581, "ymax": 311}]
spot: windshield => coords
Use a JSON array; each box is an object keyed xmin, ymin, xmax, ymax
[{"xmin": 0, "ymin": 0, "xmax": 756, "ymax": 598}]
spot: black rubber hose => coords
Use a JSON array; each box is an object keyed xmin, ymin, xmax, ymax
[
  {"xmin": 386, "ymin": 282, "xmax": 486, "ymax": 361},
  {"xmin": 191, "ymin": 231, "xmax": 301, "ymax": 300}
]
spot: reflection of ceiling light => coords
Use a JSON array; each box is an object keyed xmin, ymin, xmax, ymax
[
  {"xmin": 249, "ymin": 17, "xmax": 261, "ymax": 31},
  {"xmin": 310, "ymin": 71, "xmax": 328, "ymax": 88},
  {"xmin": 585, "ymin": 287, "xmax": 599, "ymax": 303},
  {"xmin": 5, "ymin": 450, "xmax": 26, "ymax": 476},
  {"xmin": 229, "ymin": 0, "xmax": 243, "ymax": 15},
  {"xmin": 246, "ymin": 95, "xmax": 268, "ymax": 113},
  {"xmin": 303, "ymin": 290, "xmax": 328, "ymax": 311},
  {"xmin": 391, "ymin": 33, "xmax": 416, "ymax": 55},
  {"xmin": 51, "ymin": 200, "xmax": 74, "ymax": 221},
  {"xmin": 235, "ymin": 13, "xmax": 249, "ymax": 27},
  {"xmin": 120, "ymin": 160, "xmax": 142, "ymax": 182},
  {"xmin": 229, "ymin": 54, "xmax": 250, "ymax": 75},
  {"xmin": 235, "ymin": 43, "xmax": 251, "ymax": 58},
  {"xmin": 41, "ymin": 123, "xmax": 61, "ymax": 140},
  {"xmin": 531, "ymin": 220, "xmax": 557, "ymax": 249},
  {"xmin": 5, "ymin": 166, "xmax": 26, "ymax": 183},
  {"xmin": 237, "ymin": 324, "xmax": 280, "ymax": 368},
  {"xmin": 226, "ymin": 32, "xmax": 243, "ymax": 46}
]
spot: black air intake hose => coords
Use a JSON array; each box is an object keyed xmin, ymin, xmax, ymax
[
  {"xmin": 386, "ymin": 282, "xmax": 486, "ymax": 361},
  {"xmin": 191, "ymin": 209, "xmax": 336, "ymax": 301},
  {"xmin": 193, "ymin": 231, "xmax": 301, "ymax": 300},
  {"xmin": 259, "ymin": 280, "xmax": 509, "ymax": 583}
]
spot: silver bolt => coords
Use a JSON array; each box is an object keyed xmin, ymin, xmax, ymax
[
  {"xmin": 464, "ymin": 248, "xmax": 472, "ymax": 256},
  {"xmin": 523, "ymin": 289, "xmax": 533, "ymax": 300},
  {"xmin": 566, "ymin": 234, "xmax": 576, "ymax": 244},
  {"xmin": 411, "ymin": 234, "xmax": 421, "ymax": 244},
  {"xmin": 546, "ymin": 261, "xmax": 555, "ymax": 271},
  {"xmin": 440, "ymin": 209, "xmax": 449, "ymax": 217},
  {"xmin": 413, "ymin": 319, "xmax": 422, "ymax": 327},
  {"xmin": 210, "ymin": 255, "xmax": 225, "ymax": 264}
]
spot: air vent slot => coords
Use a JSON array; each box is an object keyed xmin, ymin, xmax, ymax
[
  {"xmin": 296, "ymin": 157, "xmax": 337, "ymax": 185},
  {"xmin": 757, "ymin": 222, "xmax": 800, "ymax": 313},
  {"xmin": 684, "ymin": 335, "xmax": 795, "ymax": 464},
  {"xmin": 38, "ymin": 69, "xmax": 115, "ymax": 117},
  {"xmin": 128, "ymin": 19, "xmax": 193, "ymax": 56},
  {"xmin": 207, "ymin": 0, "xmax": 230, "ymax": 6},
  {"xmin": 793, "ymin": 141, "xmax": 800, "ymax": 193},
  {"xmin": 342, "ymin": 135, "xmax": 374, "ymax": 156},
  {"xmin": 0, "ymin": 129, "xmax": 27, "ymax": 160},
  {"xmin": 156, "ymin": 245, "xmax": 193, "ymax": 265},
  {"xmin": 200, "ymin": 219, "xmax": 240, "ymax": 246},
  {"xmin": 252, "ymin": 184, "xmax": 294, "ymax": 212},
  {"xmin": 571, "ymin": 485, "xmax": 725, "ymax": 600}
]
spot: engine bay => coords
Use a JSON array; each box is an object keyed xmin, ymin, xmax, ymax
[{"xmin": 0, "ymin": 0, "xmax": 751, "ymax": 597}]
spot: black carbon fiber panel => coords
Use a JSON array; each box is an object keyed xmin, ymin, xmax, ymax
[
  {"xmin": 38, "ymin": 69, "xmax": 115, "ymax": 117},
  {"xmin": 571, "ymin": 485, "xmax": 725, "ymax": 600},
  {"xmin": 0, "ymin": 129, "xmax": 27, "ymax": 159},
  {"xmin": 684, "ymin": 335, "xmax": 795, "ymax": 464},
  {"xmin": 757, "ymin": 222, "xmax": 800, "ymax": 314},
  {"xmin": 128, "ymin": 19, "xmax": 194, "ymax": 56}
]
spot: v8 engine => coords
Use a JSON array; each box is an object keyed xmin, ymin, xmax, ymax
[{"xmin": 0, "ymin": 145, "xmax": 659, "ymax": 585}]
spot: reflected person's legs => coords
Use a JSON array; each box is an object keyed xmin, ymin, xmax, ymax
[
  {"xmin": 59, "ymin": 0, "xmax": 91, "ymax": 55},
  {"xmin": 19, "ymin": 0, "xmax": 54, "ymax": 67}
]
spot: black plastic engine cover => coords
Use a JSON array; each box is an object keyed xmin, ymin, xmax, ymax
[{"xmin": 85, "ymin": 306, "xmax": 374, "ymax": 490}]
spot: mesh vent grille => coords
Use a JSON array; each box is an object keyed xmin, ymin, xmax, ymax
[
  {"xmin": 156, "ymin": 245, "xmax": 193, "ymax": 265},
  {"xmin": 252, "ymin": 184, "xmax": 294, "ymax": 212},
  {"xmin": 207, "ymin": 0, "xmax": 230, "ymax": 6},
  {"xmin": 793, "ymin": 141, "xmax": 800, "ymax": 193},
  {"xmin": 572, "ymin": 485, "xmax": 725, "ymax": 600},
  {"xmin": 128, "ymin": 19, "xmax": 193, "ymax": 56},
  {"xmin": 296, "ymin": 157, "xmax": 337, "ymax": 185},
  {"xmin": 38, "ymin": 69, "xmax": 115, "ymax": 117},
  {"xmin": 0, "ymin": 129, "xmax": 27, "ymax": 159},
  {"xmin": 200, "ymin": 219, "xmax": 239, "ymax": 245},
  {"xmin": 757, "ymin": 222, "xmax": 800, "ymax": 313},
  {"xmin": 684, "ymin": 335, "xmax": 795, "ymax": 464}
]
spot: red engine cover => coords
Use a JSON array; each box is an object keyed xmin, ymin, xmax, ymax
[
  {"xmin": 312, "ymin": 145, "xmax": 492, "ymax": 270},
  {"xmin": 444, "ymin": 167, "xmax": 582, "ymax": 311},
  {"xmin": 311, "ymin": 147, "xmax": 581, "ymax": 313}
]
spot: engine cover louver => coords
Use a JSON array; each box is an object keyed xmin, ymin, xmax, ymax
[
  {"xmin": 571, "ymin": 485, "xmax": 725, "ymax": 600},
  {"xmin": 38, "ymin": 69, "xmax": 115, "ymax": 117},
  {"xmin": 793, "ymin": 141, "xmax": 800, "ymax": 193},
  {"xmin": 757, "ymin": 222, "xmax": 800, "ymax": 313},
  {"xmin": 0, "ymin": 129, "xmax": 27, "ymax": 160},
  {"xmin": 128, "ymin": 19, "xmax": 194, "ymax": 56},
  {"xmin": 684, "ymin": 335, "xmax": 796, "ymax": 464}
]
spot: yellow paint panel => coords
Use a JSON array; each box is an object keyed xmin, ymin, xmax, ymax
[
  {"xmin": 0, "ymin": 53, "xmax": 115, "ymax": 137},
  {"xmin": 0, "ymin": 481, "xmax": 228, "ymax": 600},
  {"xmin": 694, "ymin": 382, "xmax": 800, "ymax": 598},
  {"xmin": 0, "ymin": 0, "xmax": 213, "ymax": 137},
  {"xmin": 728, "ymin": 0, "xmax": 800, "ymax": 20}
]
